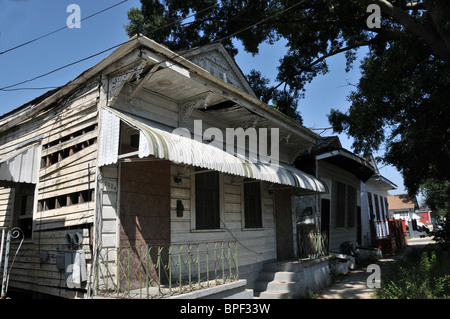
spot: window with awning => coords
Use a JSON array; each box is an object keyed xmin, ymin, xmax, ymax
[{"xmin": 0, "ymin": 143, "xmax": 41, "ymax": 239}]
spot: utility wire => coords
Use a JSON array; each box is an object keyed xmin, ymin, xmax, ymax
[
  {"xmin": 0, "ymin": 0, "xmax": 304, "ymax": 92},
  {"xmin": 0, "ymin": 0, "xmax": 130, "ymax": 56},
  {"xmin": 0, "ymin": 39, "xmax": 135, "ymax": 91},
  {"xmin": 0, "ymin": 2, "xmax": 222, "ymax": 92}
]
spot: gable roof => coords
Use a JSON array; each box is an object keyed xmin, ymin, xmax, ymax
[
  {"xmin": 180, "ymin": 42, "xmax": 256, "ymax": 97},
  {"xmin": 364, "ymin": 153, "xmax": 397, "ymax": 190},
  {"xmin": 388, "ymin": 194, "xmax": 419, "ymax": 211},
  {"xmin": 0, "ymin": 35, "xmax": 321, "ymax": 160}
]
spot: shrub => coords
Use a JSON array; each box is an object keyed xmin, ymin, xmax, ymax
[
  {"xmin": 374, "ymin": 246, "xmax": 450, "ymax": 299},
  {"xmin": 433, "ymin": 218, "xmax": 450, "ymax": 249}
]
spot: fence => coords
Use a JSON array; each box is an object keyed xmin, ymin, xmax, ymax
[
  {"xmin": 94, "ymin": 241, "xmax": 239, "ymax": 298},
  {"xmin": 1, "ymin": 227, "xmax": 24, "ymax": 299}
]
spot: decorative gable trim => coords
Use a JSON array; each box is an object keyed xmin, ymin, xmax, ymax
[{"xmin": 182, "ymin": 43, "xmax": 256, "ymax": 98}]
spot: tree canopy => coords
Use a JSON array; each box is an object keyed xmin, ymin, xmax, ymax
[{"xmin": 125, "ymin": 0, "xmax": 450, "ymax": 206}]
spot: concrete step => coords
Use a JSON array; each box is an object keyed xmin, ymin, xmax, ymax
[
  {"xmin": 262, "ymin": 259, "xmax": 304, "ymax": 273},
  {"xmin": 258, "ymin": 291, "xmax": 291, "ymax": 299},
  {"xmin": 254, "ymin": 279, "xmax": 299, "ymax": 294},
  {"xmin": 258, "ymin": 271, "xmax": 302, "ymax": 282},
  {"xmin": 254, "ymin": 257, "xmax": 332, "ymax": 299}
]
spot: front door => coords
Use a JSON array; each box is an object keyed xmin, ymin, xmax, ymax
[
  {"xmin": 119, "ymin": 158, "xmax": 171, "ymax": 288},
  {"xmin": 119, "ymin": 159, "xmax": 171, "ymax": 247},
  {"xmin": 274, "ymin": 188, "xmax": 294, "ymax": 260}
]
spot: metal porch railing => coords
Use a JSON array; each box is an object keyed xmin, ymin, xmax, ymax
[
  {"xmin": 94, "ymin": 241, "xmax": 239, "ymax": 298},
  {"xmin": 1, "ymin": 227, "xmax": 24, "ymax": 299}
]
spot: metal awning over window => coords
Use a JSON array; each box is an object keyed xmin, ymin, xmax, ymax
[
  {"xmin": 0, "ymin": 143, "xmax": 41, "ymax": 184},
  {"xmin": 98, "ymin": 107, "xmax": 327, "ymax": 194}
]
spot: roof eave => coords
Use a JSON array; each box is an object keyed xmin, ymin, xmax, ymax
[{"xmin": 0, "ymin": 36, "xmax": 141, "ymax": 133}]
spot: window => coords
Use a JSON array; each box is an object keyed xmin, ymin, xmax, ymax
[
  {"xmin": 367, "ymin": 192, "xmax": 374, "ymax": 219},
  {"xmin": 347, "ymin": 186, "xmax": 356, "ymax": 227},
  {"xmin": 373, "ymin": 194, "xmax": 381, "ymax": 220},
  {"xmin": 14, "ymin": 183, "xmax": 36, "ymax": 239},
  {"xmin": 244, "ymin": 182, "xmax": 262, "ymax": 228},
  {"xmin": 384, "ymin": 197, "xmax": 389, "ymax": 219},
  {"xmin": 380, "ymin": 196, "xmax": 386, "ymax": 221},
  {"xmin": 195, "ymin": 170, "xmax": 220, "ymax": 229},
  {"xmin": 336, "ymin": 182, "xmax": 346, "ymax": 228},
  {"xmin": 207, "ymin": 61, "xmax": 227, "ymax": 83},
  {"xmin": 335, "ymin": 182, "xmax": 357, "ymax": 228}
]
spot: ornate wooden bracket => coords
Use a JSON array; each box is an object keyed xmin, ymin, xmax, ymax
[
  {"xmin": 178, "ymin": 92, "xmax": 213, "ymax": 126},
  {"xmin": 107, "ymin": 61, "xmax": 147, "ymax": 106}
]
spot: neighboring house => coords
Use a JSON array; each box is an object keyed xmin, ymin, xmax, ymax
[
  {"xmin": 388, "ymin": 194, "xmax": 419, "ymax": 221},
  {"xmin": 360, "ymin": 154, "xmax": 397, "ymax": 247},
  {"xmin": 417, "ymin": 205, "xmax": 433, "ymax": 229},
  {"xmin": 388, "ymin": 194, "xmax": 426, "ymax": 238},
  {"xmin": 294, "ymin": 136, "xmax": 375, "ymax": 254},
  {"xmin": 0, "ymin": 35, "xmax": 327, "ymax": 299}
]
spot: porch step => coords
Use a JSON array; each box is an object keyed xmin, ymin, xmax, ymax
[
  {"xmin": 258, "ymin": 291, "xmax": 291, "ymax": 299},
  {"xmin": 262, "ymin": 259, "xmax": 304, "ymax": 273},
  {"xmin": 254, "ymin": 277, "xmax": 300, "ymax": 299},
  {"xmin": 254, "ymin": 260, "xmax": 305, "ymax": 299},
  {"xmin": 257, "ymin": 271, "xmax": 302, "ymax": 283},
  {"xmin": 253, "ymin": 257, "xmax": 332, "ymax": 299}
]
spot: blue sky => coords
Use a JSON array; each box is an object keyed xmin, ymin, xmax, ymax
[{"xmin": 0, "ymin": 0, "xmax": 409, "ymax": 198}]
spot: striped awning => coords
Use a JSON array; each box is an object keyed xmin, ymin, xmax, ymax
[
  {"xmin": 98, "ymin": 107, "xmax": 327, "ymax": 194},
  {"xmin": 0, "ymin": 143, "xmax": 41, "ymax": 184}
]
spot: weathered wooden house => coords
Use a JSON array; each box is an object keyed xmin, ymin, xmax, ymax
[
  {"xmin": 0, "ymin": 35, "xmax": 328, "ymax": 299},
  {"xmin": 360, "ymin": 155, "xmax": 397, "ymax": 247},
  {"xmin": 295, "ymin": 136, "xmax": 375, "ymax": 254}
]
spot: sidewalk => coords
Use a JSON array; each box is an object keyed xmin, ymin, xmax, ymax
[{"xmin": 316, "ymin": 237, "xmax": 435, "ymax": 299}]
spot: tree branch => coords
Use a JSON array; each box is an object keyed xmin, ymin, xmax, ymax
[
  {"xmin": 357, "ymin": 0, "xmax": 449, "ymax": 60},
  {"xmin": 307, "ymin": 38, "xmax": 378, "ymax": 69},
  {"xmin": 424, "ymin": 0, "xmax": 450, "ymax": 54}
]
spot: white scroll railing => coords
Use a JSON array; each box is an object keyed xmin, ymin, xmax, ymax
[{"xmin": 0, "ymin": 227, "xmax": 24, "ymax": 299}]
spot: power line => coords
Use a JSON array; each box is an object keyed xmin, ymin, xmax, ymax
[
  {"xmin": 0, "ymin": 1, "xmax": 304, "ymax": 92},
  {"xmin": 0, "ymin": 2, "xmax": 222, "ymax": 92},
  {"xmin": 0, "ymin": 39, "xmax": 134, "ymax": 91},
  {"xmin": 0, "ymin": 0, "xmax": 130, "ymax": 56}
]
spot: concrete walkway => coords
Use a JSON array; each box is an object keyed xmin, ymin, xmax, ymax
[{"xmin": 316, "ymin": 237, "xmax": 435, "ymax": 299}]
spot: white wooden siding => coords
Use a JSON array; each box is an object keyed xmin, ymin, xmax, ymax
[{"xmin": 170, "ymin": 163, "xmax": 276, "ymax": 266}]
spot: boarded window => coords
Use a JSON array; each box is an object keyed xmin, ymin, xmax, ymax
[
  {"xmin": 195, "ymin": 170, "xmax": 220, "ymax": 229},
  {"xmin": 336, "ymin": 182, "xmax": 346, "ymax": 228},
  {"xmin": 244, "ymin": 182, "xmax": 262, "ymax": 228},
  {"xmin": 347, "ymin": 186, "xmax": 356, "ymax": 227}
]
